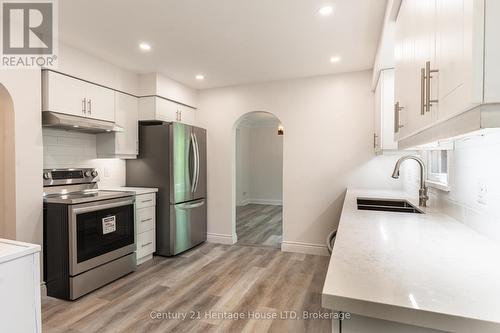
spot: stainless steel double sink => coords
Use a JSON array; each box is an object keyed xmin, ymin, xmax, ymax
[{"xmin": 357, "ymin": 198, "xmax": 424, "ymax": 214}]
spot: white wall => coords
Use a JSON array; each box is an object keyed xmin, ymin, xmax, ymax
[
  {"xmin": 236, "ymin": 127, "xmax": 251, "ymax": 205},
  {"xmin": 58, "ymin": 43, "xmax": 139, "ymax": 95},
  {"xmin": 404, "ymin": 130, "xmax": 500, "ymax": 244},
  {"xmin": 43, "ymin": 129, "xmax": 126, "ymax": 188},
  {"xmin": 0, "ymin": 69, "xmax": 43, "ymax": 245},
  {"xmin": 0, "ymin": 92, "xmax": 3, "ymax": 237},
  {"xmin": 236, "ymin": 125, "xmax": 283, "ymax": 205},
  {"xmin": 0, "ymin": 84, "xmax": 15, "ymax": 238},
  {"xmin": 197, "ymin": 70, "xmax": 405, "ymax": 253}
]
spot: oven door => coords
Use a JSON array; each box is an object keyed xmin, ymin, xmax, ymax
[{"xmin": 68, "ymin": 197, "xmax": 136, "ymax": 276}]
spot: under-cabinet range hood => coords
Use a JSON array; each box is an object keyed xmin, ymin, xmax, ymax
[{"xmin": 42, "ymin": 112, "xmax": 123, "ymax": 133}]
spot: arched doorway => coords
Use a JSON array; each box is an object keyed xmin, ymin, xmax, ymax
[
  {"xmin": 233, "ymin": 111, "xmax": 284, "ymax": 248},
  {"xmin": 0, "ymin": 83, "xmax": 16, "ymax": 239}
]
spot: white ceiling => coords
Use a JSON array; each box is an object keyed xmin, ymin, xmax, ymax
[{"xmin": 59, "ymin": 0, "xmax": 387, "ymax": 90}]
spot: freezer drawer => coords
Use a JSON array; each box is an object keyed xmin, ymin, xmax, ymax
[{"xmin": 170, "ymin": 198, "xmax": 207, "ymax": 255}]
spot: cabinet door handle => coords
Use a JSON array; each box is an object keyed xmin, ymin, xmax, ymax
[
  {"xmin": 141, "ymin": 218, "xmax": 153, "ymax": 223},
  {"xmin": 421, "ymin": 67, "xmax": 426, "ymax": 115},
  {"xmin": 141, "ymin": 241, "xmax": 153, "ymax": 248},
  {"xmin": 87, "ymin": 99, "xmax": 92, "ymax": 115},
  {"xmin": 425, "ymin": 61, "xmax": 439, "ymax": 112},
  {"xmin": 394, "ymin": 102, "xmax": 404, "ymax": 133},
  {"xmin": 179, "ymin": 110, "xmax": 182, "ymax": 121},
  {"xmin": 373, "ymin": 133, "xmax": 378, "ymax": 149},
  {"xmin": 82, "ymin": 98, "xmax": 86, "ymax": 115}
]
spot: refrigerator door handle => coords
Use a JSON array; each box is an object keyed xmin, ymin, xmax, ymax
[
  {"xmin": 177, "ymin": 199, "xmax": 205, "ymax": 209},
  {"xmin": 190, "ymin": 132, "xmax": 198, "ymax": 193},
  {"xmin": 193, "ymin": 132, "xmax": 200, "ymax": 193}
]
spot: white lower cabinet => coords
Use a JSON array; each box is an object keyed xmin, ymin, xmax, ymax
[
  {"xmin": 0, "ymin": 239, "xmax": 41, "ymax": 333},
  {"xmin": 135, "ymin": 192, "xmax": 157, "ymax": 264},
  {"xmin": 334, "ymin": 314, "xmax": 446, "ymax": 333}
]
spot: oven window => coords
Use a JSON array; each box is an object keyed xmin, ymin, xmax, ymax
[{"xmin": 76, "ymin": 204, "xmax": 134, "ymax": 263}]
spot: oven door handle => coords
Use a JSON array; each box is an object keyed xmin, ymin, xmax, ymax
[{"xmin": 70, "ymin": 197, "xmax": 135, "ymax": 214}]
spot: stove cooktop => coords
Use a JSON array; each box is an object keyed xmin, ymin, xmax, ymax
[{"xmin": 43, "ymin": 190, "xmax": 134, "ymax": 205}]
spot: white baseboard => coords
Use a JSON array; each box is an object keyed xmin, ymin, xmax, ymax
[
  {"xmin": 207, "ymin": 233, "xmax": 237, "ymax": 245},
  {"xmin": 238, "ymin": 199, "xmax": 283, "ymax": 206},
  {"xmin": 281, "ymin": 241, "xmax": 329, "ymax": 256}
]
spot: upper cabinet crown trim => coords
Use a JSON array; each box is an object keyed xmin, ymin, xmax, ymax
[{"xmin": 42, "ymin": 69, "xmax": 197, "ymax": 110}]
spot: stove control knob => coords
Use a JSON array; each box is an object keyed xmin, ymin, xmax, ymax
[
  {"xmin": 43, "ymin": 172, "xmax": 51, "ymax": 180},
  {"xmin": 91, "ymin": 170, "xmax": 98, "ymax": 178},
  {"xmin": 84, "ymin": 170, "xmax": 91, "ymax": 178}
]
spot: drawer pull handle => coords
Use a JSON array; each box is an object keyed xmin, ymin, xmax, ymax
[
  {"xmin": 141, "ymin": 199, "xmax": 153, "ymax": 203},
  {"xmin": 141, "ymin": 218, "xmax": 153, "ymax": 223},
  {"xmin": 141, "ymin": 242, "xmax": 153, "ymax": 247}
]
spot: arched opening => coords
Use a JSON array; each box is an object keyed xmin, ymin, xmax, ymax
[
  {"xmin": 0, "ymin": 83, "xmax": 16, "ymax": 239},
  {"xmin": 233, "ymin": 111, "xmax": 284, "ymax": 249}
]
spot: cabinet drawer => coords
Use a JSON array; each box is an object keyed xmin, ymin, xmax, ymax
[
  {"xmin": 137, "ymin": 206, "xmax": 155, "ymax": 233},
  {"xmin": 135, "ymin": 193, "xmax": 156, "ymax": 209},
  {"xmin": 137, "ymin": 229, "xmax": 155, "ymax": 258}
]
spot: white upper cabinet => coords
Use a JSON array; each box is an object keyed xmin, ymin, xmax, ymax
[
  {"xmin": 156, "ymin": 98, "xmax": 179, "ymax": 122},
  {"xmin": 97, "ymin": 92, "xmax": 139, "ymax": 158},
  {"xmin": 85, "ymin": 83, "xmax": 115, "ymax": 122},
  {"xmin": 42, "ymin": 71, "xmax": 115, "ymax": 122},
  {"xmin": 138, "ymin": 96, "xmax": 197, "ymax": 126},
  {"xmin": 395, "ymin": 0, "xmax": 437, "ymax": 140},
  {"xmin": 435, "ymin": 0, "xmax": 483, "ymax": 120},
  {"xmin": 43, "ymin": 71, "xmax": 87, "ymax": 118},
  {"xmin": 177, "ymin": 104, "xmax": 196, "ymax": 126},
  {"xmin": 394, "ymin": 0, "xmax": 500, "ymax": 147},
  {"xmin": 374, "ymin": 69, "xmax": 398, "ymax": 153}
]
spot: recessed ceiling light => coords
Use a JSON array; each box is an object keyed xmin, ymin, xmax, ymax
[
  {"xmin": 73, "ymin": 125, "xmax": 79, "ymax": 128},
  {"xmin": 319, "ymin": 5, "xmax": 333, "ymax": 16},
  {"xmin": 330, "ymin": 56, "xmax": 341, "ymax": 63},
  {"xmin": 195, "ymin": 74, "xmax": 205, "ymax": 80},
  {"xmin": 139, "ymin": 43, "xmax": 151, "ymax": 51}
]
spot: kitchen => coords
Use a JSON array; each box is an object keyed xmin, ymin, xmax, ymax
[{"xmin": 1, "ymin": 0, "xmax": 500, "ymax": 332}]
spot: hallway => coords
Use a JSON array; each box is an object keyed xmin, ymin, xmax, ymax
[{"xmin": 236, "ymin": 204, "xmax": 282, "ymax": 248}]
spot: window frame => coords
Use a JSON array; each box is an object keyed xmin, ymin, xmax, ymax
[{"xmin": 421, "ymin": 149, "xmax": 452, "ymax": 192}]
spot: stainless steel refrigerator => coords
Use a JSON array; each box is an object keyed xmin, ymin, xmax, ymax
[{"xmin": 126, "ymin": 121, "xmax": 207, "ymax": 256}]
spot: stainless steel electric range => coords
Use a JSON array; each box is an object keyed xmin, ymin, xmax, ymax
[{"xmin": 43, "ymin": 168, "xmax": 136, "ymax": 300}]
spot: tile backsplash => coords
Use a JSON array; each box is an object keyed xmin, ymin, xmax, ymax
[
  {"xmin": 43, "ymin": 128, "xmax": 126, "ymax": 188},
  {"xmin": 404, "ymin": 130, "xmax": 500, "ymax": 243}
]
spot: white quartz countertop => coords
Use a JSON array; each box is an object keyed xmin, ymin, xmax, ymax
[
  {"xmin": 0, "ymin": 238, "xmax": 41, "ymax": 264},
  {"xmin": 102, "ymin": 187, "xmax": 158, "ymax": 195},
  {"xmin": 322, "ymin": 189, "xmax": 500, "ymax": 333}
]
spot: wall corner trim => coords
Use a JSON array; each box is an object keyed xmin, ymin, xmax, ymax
[{"xmin": 281, "ymin": 241, "xmax": 330, "ymax": 256}]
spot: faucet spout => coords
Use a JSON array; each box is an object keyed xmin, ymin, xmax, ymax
[{"xmin": 391, "ymin": 155, "xmax": 429, "ymax": 207}]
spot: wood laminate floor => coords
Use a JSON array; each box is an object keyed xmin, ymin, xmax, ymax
[
  {"xmin": 42, "ymin": 243, "xmax": 331, "ymax": 333},
  {"xmin": 236, "ymin": 204, "xmax": 282, "ymax": 248}
]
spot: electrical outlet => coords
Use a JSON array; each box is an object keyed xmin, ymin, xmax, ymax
[{"xmin": 477, "ymin": 181, "xmax": 488, "ymax": 205}]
